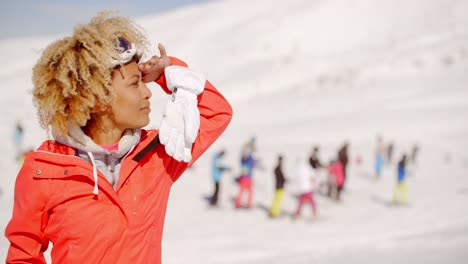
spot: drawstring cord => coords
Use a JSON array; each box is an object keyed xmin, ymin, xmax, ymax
[{"xmin": 87, "ymin": 151, "xmax": 99, "ymax": 195}]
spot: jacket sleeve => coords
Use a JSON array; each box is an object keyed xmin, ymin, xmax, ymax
[
  {"xmin": 155, "ymin": 57, "xmax": 233, "ymax": 182},
  {"xmin": 5, "ymin": 162, "xmax": 49, "ymax": 263}
]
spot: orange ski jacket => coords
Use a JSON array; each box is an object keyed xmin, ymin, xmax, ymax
[{"xmin": 5, "ymin": 57, "xmax": 232, "ymax": 263}]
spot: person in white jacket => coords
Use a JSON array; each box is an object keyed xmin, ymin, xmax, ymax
[{"xmin": 293, "ymin": 157, "xmax": 318, "ymax": 220}]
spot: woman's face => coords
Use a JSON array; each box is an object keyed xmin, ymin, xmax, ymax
[{"xmin": 109, "ymin": 61, "xmax": 152, "ymax": 130}]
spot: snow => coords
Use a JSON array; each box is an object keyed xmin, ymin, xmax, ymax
[{"xmin": 1, "ymin": 0, "xmax": 468, "ymax": 263}]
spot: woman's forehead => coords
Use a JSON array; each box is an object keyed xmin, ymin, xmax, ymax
[{"xmin": 113, "ymin": 61, "xmax": 141, "ymax": 80}]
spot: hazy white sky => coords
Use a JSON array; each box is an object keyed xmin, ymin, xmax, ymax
[{"xmin": 0, "ymin": 0, "xmax": 209, "ymax": 39}]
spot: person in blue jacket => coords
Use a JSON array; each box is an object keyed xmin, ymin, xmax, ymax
[
  {"xmin": 210, "ymin": 150, "xmax": 230, "ymax": 206},
  {"xmin": 13, "ymin": 121, "xmax": 24, "ymax": 160},
  {"xmin": 375, "ymin": 135, "xmax": 386, "ymax": 179}
]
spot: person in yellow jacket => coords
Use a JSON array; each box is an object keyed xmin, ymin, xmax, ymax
[{"xmin": 5, "ymin": 11, "xmax": 232, "ymax": 264}]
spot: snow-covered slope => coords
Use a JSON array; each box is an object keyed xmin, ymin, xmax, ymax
[{"xmin": 1, "ymin": 0, "xmax": 468, "ymax": 263}]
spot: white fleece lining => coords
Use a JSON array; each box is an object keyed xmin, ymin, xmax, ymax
[{"xmin": 87, "ymin": 151, "xmax": 99, "ymax": 195}]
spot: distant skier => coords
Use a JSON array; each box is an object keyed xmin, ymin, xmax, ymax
[
  {"xmin": 209, "ymin": 150, "xmax": 230, "ymax": 207},
  {"xmin": 13, "ymin": 121, "xmax": 24, "ymax": 160},
  {"xmin": 375, "ymin": 135, "xmax": 386, "ymax": 179},
  {"xmin": 337, "ymin": 142, "xmax": 349, "ymax": 188},
  {"xmin": 327, "ymin": 159, "xmax": 345, "ymax": 201},
  {"xmin": 235, "ymin": 153, "xmax": 258, "ymax": 208},
  {"xmin": 235, "ymin": 138, "xmax": 259, "ymax": 208},
  {"xmin": 392, "ymin": 154, "xmax": 408, "ymax": 204},
  {"xmin": 269, "ymin": 154, "xmax": 287, "ymax": 218},
  {"xmin": 386, "ymin": 141, "xmax": 394, "ymax": 164},
  {"xmin": 292, "ymin": 157, "xmax": 317, "ymax": 220}
]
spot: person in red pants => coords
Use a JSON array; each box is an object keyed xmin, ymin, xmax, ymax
[
  {"xmin": 293, "ymin": 158, "xmax": 318, "ymax": 220},
  {"xmin": 235, "ymin": 150, "xmax": 258, "ymax": 208}
]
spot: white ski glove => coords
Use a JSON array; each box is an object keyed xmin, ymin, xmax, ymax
[{"xmin": 159, "ymin": 66, "xmax": 205, "ymax": 162}]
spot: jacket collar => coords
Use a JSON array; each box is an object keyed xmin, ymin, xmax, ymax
[
  {"xmin": 41, "ymin": 125, "xmax": 141, "ymax": 195},
  {"xmin": 52, "ymin": 125, "xmax": 141, "ymax": 158}
]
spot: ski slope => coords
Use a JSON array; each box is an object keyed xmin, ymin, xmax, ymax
[{"xmin": 1, "ymin": 0, "xmax": 468, "ymax": 263}]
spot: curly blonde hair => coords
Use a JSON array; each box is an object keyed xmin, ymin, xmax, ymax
[{"xmin": 32, "ymin": 11, "xmax": 149, "ymax": 136}]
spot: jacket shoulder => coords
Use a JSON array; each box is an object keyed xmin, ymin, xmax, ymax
[{"xmin": 37, "ymin": 140, "xmax": 76, "ymax": 155}]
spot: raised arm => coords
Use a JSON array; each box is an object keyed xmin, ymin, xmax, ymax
[{"xmin": 155, "ymin": 57, "xmax": 233, "ymax": 181}]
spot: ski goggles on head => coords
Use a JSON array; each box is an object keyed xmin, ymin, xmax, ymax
[{"xmin": 111, "ymin": 36, "xmax": 143, "ymax": 66}]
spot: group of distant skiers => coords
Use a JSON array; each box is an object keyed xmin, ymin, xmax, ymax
[
  {"xmin": 208, "ymin": 137, "xmax": 350, "ymax": 221},
  {"xmin": 208, "ymin": 135, "xmax": 420, "ymax": 221},
  {"xmin": 374, "ymin": 135, "xmax": 419, "ymax": 204}
]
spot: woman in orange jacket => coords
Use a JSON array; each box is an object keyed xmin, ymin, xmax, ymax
[{"xmin": 5, "ymin": 11, "xmax": 232, "ymax": 263}]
